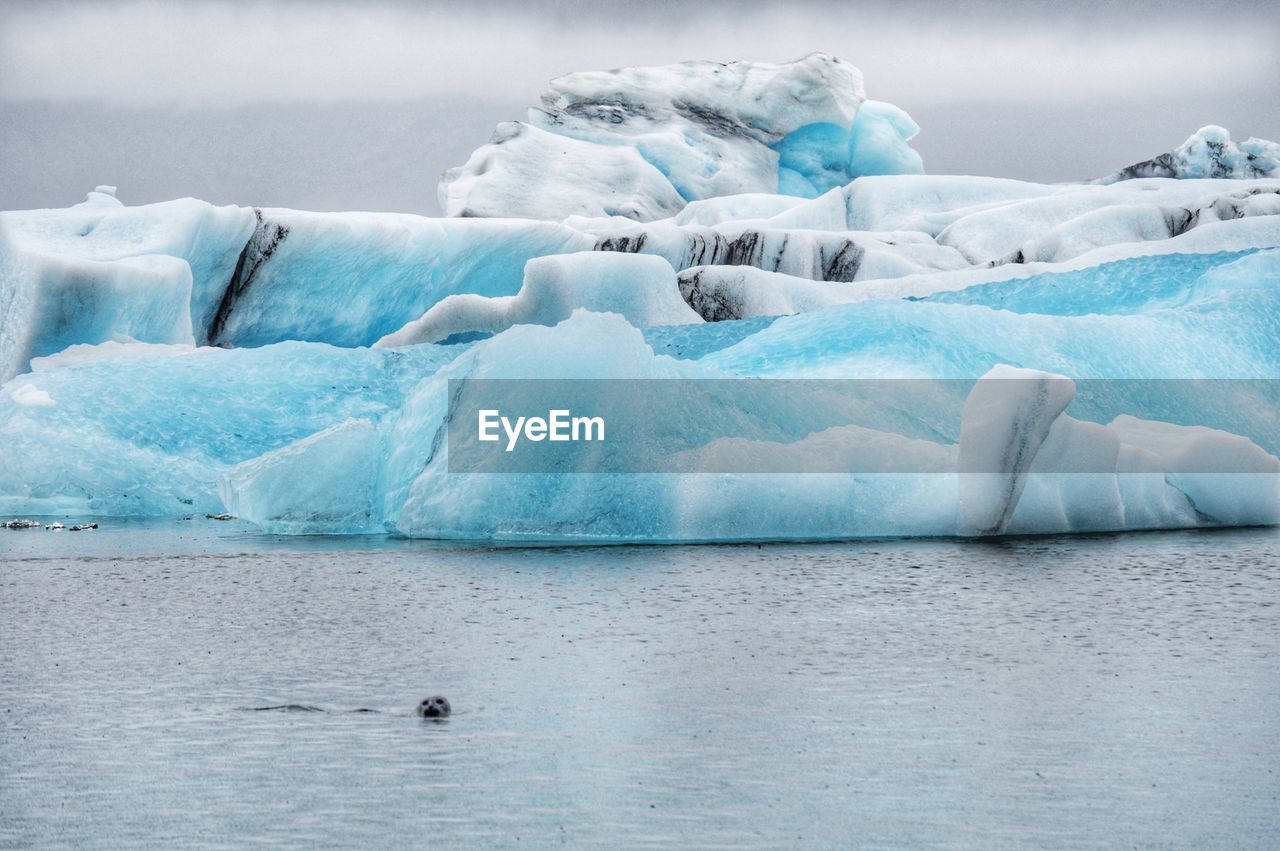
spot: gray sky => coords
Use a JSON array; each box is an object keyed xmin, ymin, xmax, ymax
[{"xmin": 2, "ymin": 0, "xmax": 1277, "ymax": 213}]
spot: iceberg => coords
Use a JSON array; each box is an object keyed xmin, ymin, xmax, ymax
[
  {"xmin": 1099, "ymin": 125, "xmax": 1280, "ymax": 184},
  {"xmin": 439, "ymin": 54, "xmax": 925, "ymax": 220},
  {"xmin": 216, "ymin": 313, "xmax": 1277, "ymax": 540},
  {"xmin": 1, "ymin": 54, "xmax": 1278, "ymax": 540}
]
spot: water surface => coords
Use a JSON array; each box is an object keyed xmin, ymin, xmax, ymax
[{"xmin": 2, "ymin": 521, "xmax": 1277, "ymax": 847}]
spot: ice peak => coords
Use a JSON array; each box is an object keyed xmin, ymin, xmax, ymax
[
  {"xmin": 439, "ymin": 54, "xmax": 923, "ymax": 221},
  {"xmin": 1100, "ymin": 126, "xmax": 1280, "ymax": 183},
  {"xmin": 536, "ymin": 52, "xmax": 864, "ymax": 145},
  {"xmin": 78, "ymin": 185, "xmax": 123, "ymax": 208}
]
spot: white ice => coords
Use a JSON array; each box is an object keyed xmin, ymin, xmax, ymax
[
  {"xmin": 1099, "ymin": 125, "xmax": 1280, "ymax": 183},
  {"xmin": 375, "ymin": 252, "xmax": 699, "ymax": 348},
  {"xmin": 957, "ymin": 366, "xmax": 1076, "ymax": 536},
  {"xmin": 439, "ymin": 54, "xmax": 925, "ymax": 220}
]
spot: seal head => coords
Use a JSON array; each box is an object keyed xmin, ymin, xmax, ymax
[{"xmin": 416, "ymin": 695, "xmax": 451, "ymax": 718}]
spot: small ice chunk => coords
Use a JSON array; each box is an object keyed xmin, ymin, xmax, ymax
[
  {"xmin": 79, "ymin": 186, "xmax": 124, "ymax": 208},
  {"xmin": 10, "ymin": 383, "xmax": 54, "ymax": 407},
  {"xmin": 30, "ymin": 339, "xmax": 196, "ymax": 372}
]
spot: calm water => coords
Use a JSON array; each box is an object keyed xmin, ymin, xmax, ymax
[{"xmin": 2, "ymin": 521, "xmax": 1278, "ymax": 848}]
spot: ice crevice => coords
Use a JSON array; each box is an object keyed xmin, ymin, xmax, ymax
[{"xmin": 208, "ymin": 209, "xmax": 290, "ymax": 346}]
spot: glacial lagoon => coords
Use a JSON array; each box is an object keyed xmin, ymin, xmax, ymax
[{"xmin": 3, "ymin": 521, "xmax": 1277, "ymax": 847}]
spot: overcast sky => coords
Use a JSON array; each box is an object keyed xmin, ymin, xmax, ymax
[{"xmin": 2, "ymin": 0, "xmax": 1277, "ymax": 213}]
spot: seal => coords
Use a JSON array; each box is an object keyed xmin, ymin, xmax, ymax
[
  {"xmin": 416, "ymin": 695, "xmax": 451, "ymax": 718},
  {"xmin": 244, "ymin": 696, "xmax": 454, "ymax": 717}
]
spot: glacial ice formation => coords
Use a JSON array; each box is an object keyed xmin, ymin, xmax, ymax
[
  {"xmin": 6, "ymin": 175, "xmax": 1274, "ymax": 380},
  {"xmin": 437, "ymin": 123, "xmax": 686, "ymax": 222},
  {"xmin": 677, "ymin": 265, "xmax": 863, "ymax": 321},
  {"xmin": 214, "ymin": 314, "xmax": 1277, "ymax": 541},
  {"xmin": 592, "ymin": 221, "xmax": 968, "ymax": 281},
  {"xmin": 0, "ymin": 342, "xmax": 457, "ymax": 516},
  {"xmin": 203, "ymin": 210, "xmax": 596, "ymax": 349},
  {"xmin": 2, "ymin": 54, "xmax": 1279, "ymax": 540},
  {"xmin": 0, "ymin": 195, "xmax": 253, "ymax": 379},
  {"xmin": 218, "ymin": 418, "xmax": 384, "ymax": 535},
  {"xmin": 376, "ymin": 252, "xmax": 698, "ymax": 348},
  {"xmin": 775, "ymin": 100, "xmax": 925, "ymax": 197},
  {"xmin": 439, "ymin": 54, "xmax": 926, "ymax": 220},
  {"xmin": 956, "ymin": 367, "xmax": 1076, "ymax": 536},
  {"xmin": 1100, "ymin": 125, "xmax": 1280, "ymax": 184}
]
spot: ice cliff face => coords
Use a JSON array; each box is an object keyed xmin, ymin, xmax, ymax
[
  {"xmin": 2, "ymin": 55, "xmax": 1279, "ymax": 541},
  {"xmin": 439, "ymin": 53, "xmax": 923, "ymax": 220}
]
